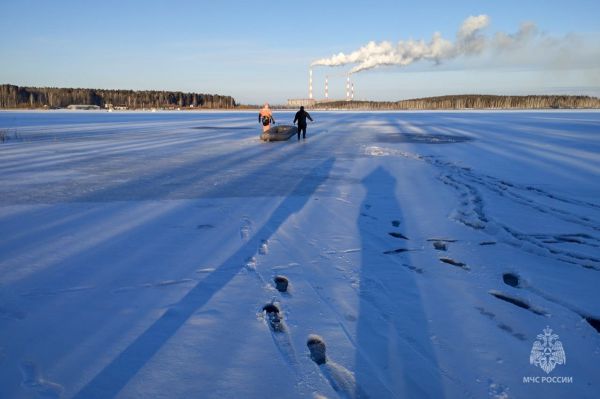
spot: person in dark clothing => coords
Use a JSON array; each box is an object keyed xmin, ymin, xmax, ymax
[{"xmin": 293, "ymin": 106, "xmax": 314, "ymax": 140}]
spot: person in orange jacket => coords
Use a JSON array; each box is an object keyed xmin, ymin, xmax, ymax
[{"xmin": 259, "ymin": 103, "xmax": 275, "ymax": 132}]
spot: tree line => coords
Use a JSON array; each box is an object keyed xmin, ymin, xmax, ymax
[
  {"xmin": 314, "ymin": 95, "xmax": 600, "ymax": 110},
  {"xmin": 0, "ymin": 84, "xmax": 236, "ymax": 109}
]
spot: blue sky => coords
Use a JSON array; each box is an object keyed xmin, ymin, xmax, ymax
[{"xmin": 1, "ymin": 0, "xmax": 599, "ymax": 104}]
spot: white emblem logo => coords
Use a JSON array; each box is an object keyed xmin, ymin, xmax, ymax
[{"xmin": 530, "ymin": 326, "xmax": 566, "ymax": 374}]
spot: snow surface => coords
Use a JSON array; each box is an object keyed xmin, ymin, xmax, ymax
[{"xmin": 0, "ymin": 110, "xmax": 599, "ymax": 398}]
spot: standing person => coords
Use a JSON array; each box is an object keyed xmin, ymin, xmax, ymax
[
  {"xmin": 293, "ymin": 106, "xmax": 314, "ymax": 140},
  {"xmin": 259, "ymin": 103, "xmax": 275, "ymax": 132}
]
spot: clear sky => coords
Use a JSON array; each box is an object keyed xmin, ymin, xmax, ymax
[{"xmin": 1, "ymin": 0, "xmax": 599, "ymax": 104}]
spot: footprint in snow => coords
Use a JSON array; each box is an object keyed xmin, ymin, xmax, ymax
[
  {"xmin": 388, "ymin": 232, "xmax": 408, "ymax": 240},
  {"xmin": 307, "ymin": 335, "xmax": 368, "ymax": 399},
  {"xmin": 240, "ymin": 217, "xmax": 252, "ymax": 240},
  {"xmin": 391, "ymin": 220, "xmax": 401, "ymax": 227},
  {"xmin": 502, "ymin": 272, "xmax": 520, "ymax": 288},
  {"xmin": 439, "ymin": 257, "xmax": 469, "ymax": 270},
  {"xmin": 497, "ymin": 323, "xmax": 527, "ymax": 341},
  {"xmin": 475, "ymin": 307, "xmax": 527, "ymax": 341},
  {"xmin": 244, "ymin": 256, "xmax": 257, "ymax": 272},
  {"xmin": 498, "ymin": 274, "xmax": 600, "ymax": 334},
  {"xmin": 427, "ymin": 238, "xmax": 456, "ymax": 251},
  {"xmin": 402, "ymin": 263, "xmax": 424, "ymax": 274},
  {"xmin": 307, "ymin": 334, "xmax": 327, "ymax": 365},
  {"xmin": 259, "ymin": 239, "xmax": 269, "ymax": 255},
  {"xmin": 274, "ymin": 275, "xmax": 289, "ymax": 293},
  {"xmin": 20, "ymin": 361, "xmax": 63, "ymax": 399},
  {"xmin": 263, "ymin": 303, "xmax": 286, "ymax": 333},
  {"xmin": 489, "ymin": 290, "xmax": 547, "ymax": 316},
  {"xmin": 431, "ymin": 241, "xmax": 447, "ymax": 251},
  {"xmin": 360, "ymin": 212, "xmax": 377, "ymax": 220},
  {"xmin": 383, "ymin": 248, "xmax": 415, "ymax": 255},
  {"xmin": 475, "ymin": 306, "xmax": 496, "ymax": 320},
  {"xmin": 262, "ymin": 303, "xmax": 299, "ymax": 370},
  {"xmin": 427, "ymin": 238, "xmax": 457, "ymax": 243}
]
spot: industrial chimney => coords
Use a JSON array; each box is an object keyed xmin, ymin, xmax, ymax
[
  {"xmin": 325, "ymin": 76, "xmax": 329, "ymax": 99},
  {"xmin": 309, "ymin": 69, "xmax": 313, "ymax": 99},
  {"xmin": 346, "ymin": 74, "xmax": 350, "ymax": 101}
]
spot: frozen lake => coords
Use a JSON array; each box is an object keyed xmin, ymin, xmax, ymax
[{"xmin": 0, "ymin": 110, "xmax": 599, "ymax": 398}]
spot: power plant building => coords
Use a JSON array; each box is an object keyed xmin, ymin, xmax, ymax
[{"xmin": 287, "ymin": 98, "xmax": 317, "ymax": 107}]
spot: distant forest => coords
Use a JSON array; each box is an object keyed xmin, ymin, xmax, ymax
[
  {"xmin": 3, "ymin": 85, "xmax": 599, "ymax": 110},
  {"xmin": 0, "ymin": 84, "xmax": 236, "ymax": 109},
  {"xmin": 315, "ymin": 95, "xmax": 600, "ymax": 110}
]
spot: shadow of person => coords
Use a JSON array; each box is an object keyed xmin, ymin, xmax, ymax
[
  {"xmin": 355, "ymin": 166, "xmax": 445, "ymax": 397},
  {"xmin": 73, "ymin": 158, "xmax": 335, "ymax": 399}
]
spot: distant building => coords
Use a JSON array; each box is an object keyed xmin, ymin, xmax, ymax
[
  {"xmin": 287, "ymin": 98, "xmax": 316, "ymax": 107},
  {"xmin": 315, "ymin": 99, "xmax": 341, "ymax": 104},
  {"xmin": 104, "ymin": 104, "xmax": 128, "ymax": 111},
  {"xmin": 67, "ymin": 105, "xmax": 101, "ymax": 110}
]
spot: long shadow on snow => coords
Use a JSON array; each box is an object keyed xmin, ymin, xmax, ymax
[
  {"xmin": 73, "ymin": 157, "xmax": 335, "ymax": 399},
  {"xmin": 3, "ymin": 119, "xmax": 353, "ymax": 314},
  {"xmin": 0, "ymin": 131, "xmax": 332, "ymax": 274},
  {"xmin": 0, "ymin": 119, "xmax": 259, "ymax": 205},
  {"xmin": 72, "ymin": 134, "xmax": 314, "ymax": 202},
  {"xmin": 355, "ymin": 167, "xmax": 445, "ymax": 397},
  {"xmin": 1, "ymin": 135, "xmax": 272, "ymax": 205}
]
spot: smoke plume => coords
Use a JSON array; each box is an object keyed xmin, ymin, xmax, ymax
[{"xmin": 311, "ymin": 15, "xmax": 597, "ymax": 74}]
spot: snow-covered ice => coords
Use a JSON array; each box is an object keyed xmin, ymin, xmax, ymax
[{"xmin": 0, "ymin": 110, "xmax": 599, "ymax": 398}]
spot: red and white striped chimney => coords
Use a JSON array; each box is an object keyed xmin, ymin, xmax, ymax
[
  {"xmin": 346, "ymin": 74, "xmax": 350, "ymax": 101},
  {"xmin": 309, "ymin": 69, "xmax": 313, "ymax": 99}
]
